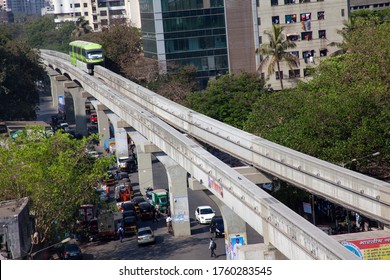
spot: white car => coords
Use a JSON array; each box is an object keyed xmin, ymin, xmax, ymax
[{"xmin": 195, "ymin": 206, "xmax": 215, "ymax": 224}]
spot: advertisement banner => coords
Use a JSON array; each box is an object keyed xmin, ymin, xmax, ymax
[
  {"xmin": 341, "ymin": 236, "xmax": 390, "ymax": 260},
  {"xmin": 226, "ymin": 233, "xmax": 247, "ymax": 260},
  {"xmin": 58, "ymin": 95, "xmax": 65, "ymax": 114}
]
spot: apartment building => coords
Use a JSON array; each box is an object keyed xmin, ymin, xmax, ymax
[
  {"xmin": 350, "ymin": 0, "xmax": 390, "ymax": 11},
  {"xmin": 1, "ymin": 0, "xmax": 44, "ymax": 15},
  {"xmin": 255, "ymin": 0, "xmax": 349, "ymax": 90},
  {"xmin": 138, "ymin": 0, "xmax": 348, "ymax": 90},
  {"xmin": 139, "ymin": 0, "xmax": 230, "ymax": 88},
  {"xmin": 50, "ymin": 0, "xmax": 140, "ymax": 31}
]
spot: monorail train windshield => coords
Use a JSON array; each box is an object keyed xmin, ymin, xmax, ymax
[{"xmin": 87, "ymin": 51, "xmax": 103, "ymax": 60}]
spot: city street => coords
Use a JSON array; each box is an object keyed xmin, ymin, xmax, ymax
[{"xmin": 38, "ymin": 89, "xmax": 263, "ymax": 260}]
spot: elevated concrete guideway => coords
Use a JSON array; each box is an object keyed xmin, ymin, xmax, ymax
[
  {"xmin": 93, "ymin": 63, "xmax": 390, "ymax": 225},
  {"xmin": 40, "ymin": 50, "xmax": 368, "ymax": 259}
]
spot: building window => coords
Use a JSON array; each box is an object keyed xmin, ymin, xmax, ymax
[
  {"xmin": 319, "ymin": 49, "xmax": 328, "ymax": 57},
  {"xmin": 318, "ymin": 11, "xmax": 325, "ymax": 20},
  {"xmin": 272, "ymin": 16, "xmax": 280, "ymax": 24},
  {"xmin": 100, "ymin": 10, "xmax": 107, "ymax": 16},
  {"xmin": 290, "ymin": 51, "xmax": 299, "ymax": 58},
  {"xmin": 301, "ymin": 31, "xmax": 312, "ymax": 40},
  {"xmin": 75, "ymin": 12, "xmax": 81, "ymax": 16},
  {"xmin": 300, "ymin": 13, "xmax": 311, "ymax": 22},
  {"xmin": 289, "ymin": 69, "xmax": 300, "ymax": 78},
  {"xmin": 256, "ymin": 0, "xmax": 260, "ymax": 6},
  {"xmin": 257, "ymin": 17, "xmax": 261, "ymax": 25},
  {"xmin": 70, "ymin": 4, "xmax": 72, "ymax": 8},
  {"xmin": 271, "ymin": 0, "xmax": 278, "ymax": 6},
  {"xmin": 285, "ymin": 14, "xmax": 297, "ymax": 24},
  {"xmin": 287, "ymin": 34, "xmax": 299, "ymax": 41},
  {"xmin": 275, "ymin": 71, "xmax": 283, "ymax": 80},
  {"xmin": 303, "ymin": 50, "xmax": 315, "ymax": 63},
  {"xmin": 101, "ymin": 19, "xmax": 108, "ymax": 26},
  {"xmin": 75, "ymin": 3, "xmax": 80, "ymax": 8},
  {"xmin": 259, "ymin": 36, "xmax": 262, "ymax": 44},
  {"xmin": 284, "ymin": 0, "xmax": 295, "ymax": 4},
  {"xmin": 93, "ymin": 24, "xmax": 98, "ymax": 30},
  {"xmin": 319, "ymin": 30, "xmax": 326, "ymax": 39},
  {"xmin": 84, "ymin": 12, "xmax": 88, "ymax": 16},
  {"xmin": 341, "ymin": 9, "xmax": 345, "ymax": 17},
  {"xmin": 84, "ymin": 3, "xmax": 87, "ymax": 7}
]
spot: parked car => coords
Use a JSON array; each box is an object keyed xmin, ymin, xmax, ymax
[
  {"xmin": 118, "ymin": 201, "xmax": 136, "ymax": 214},
  {"xmin": 137, "ymin": 226, "xmax": 155, "ymax": 246},
  {"xmin": 58, "ymin": 243, "xmax": 82, "ymax": 260},
  {"xmin": 210, "ymin": 216, "xmax": 225, "ymax": 238},
  {"xmin": 195, "ymin": 206, "xmax": 215, "ymax": 224},
  {"xmin": 132, "ymin": 195, "xmax": 146, "ymax": 206},
  {"xmin": 138, "ymin": 202, "xmax": 153, "ymax": 219}
]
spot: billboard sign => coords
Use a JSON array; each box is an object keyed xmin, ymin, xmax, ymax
[{"xmin": 341, "ymin": 236, "xmax": 390, "ymax": 260}]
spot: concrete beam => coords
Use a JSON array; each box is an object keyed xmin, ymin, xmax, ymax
[
  {"xmin": 117, "ymin": 120, "xmax": 130, "ymax": 129},
  {"xmin": 81, "ymin": 91, "xmax": 92, "ymax": 98},
  {"xmin": 54, "ymin": 75, "xmax": 68, "ymax": 82},
  {"xmin": 64, "ymin": 81, "xmax": 79, "ymax": 88},
  {"xmin": 97, "ymin": 104, "xmax": 109, "ymax": 111},
  {"xmin": 188, "ymin": 177, "xmax": 206, "ymax": 191},
  {"xmin": 233, "ymin": 166, "xmax": 272, "ymax": 185}
]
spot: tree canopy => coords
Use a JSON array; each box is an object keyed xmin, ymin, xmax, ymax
[
  {"xmin": 0, "ymin": 128, "xmax": 113, "ymax": 243},
  {"xmin": 184, "ymin": 73, "xmax": 265, "ymax": 129},
  {"xmin": 245, "ymin": 19, "xmax": 390, "ymax": 179},
  {"xmin": 0, "ymin": 30, "xmax": 46, "ymax": 121}
]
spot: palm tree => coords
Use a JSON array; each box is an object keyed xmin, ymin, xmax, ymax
[
  {"xmin": 256, "ymin": 24, "xmax": 299, "ymax": 90},
  {"xmin": 71, "ymin": 17, "xmax": 92, "ymax": 38}
]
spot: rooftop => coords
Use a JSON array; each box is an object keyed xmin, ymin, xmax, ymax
[{"xmin": 0, "ymin": 197, "xmax": 29, "ymax": 217}]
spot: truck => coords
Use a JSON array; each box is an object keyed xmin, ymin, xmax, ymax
[
  {"xmin": 97, "ymin": 210, "xmax": 116, "ymax": 240},
  {"xmin": 151, "ymin": 189, "xmax": 169, "ymax": 214},
  {"xmin": 115, "ymin": 181, "xmax": 134, "ymax": 202}
]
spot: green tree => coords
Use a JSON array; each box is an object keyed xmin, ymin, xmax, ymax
[
  {"xmin": 245, "ymin": 21, "xmax": 390, "ymax": 179},
  {"xmin": 0, "ymin": 128, "xmax": 113, "ymax": 243},
  {"xmin": 256, "ymin": 24, "xmax": 299, "ymax": 90},
  {"xmin": 184, "ymin": 73, "xmax": 265, "ymax": 129},
  {"xmin": 0, "ymin": 37, "xmax": 46, "ymax": 120}
]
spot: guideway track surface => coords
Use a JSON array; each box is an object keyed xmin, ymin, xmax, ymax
[
  {"xmin": 41, "ymin": 50, "xmax": 359, "ymax": 259},
  {"xmin": 93, "ymin": 64, "xmax": 390, "ymax": 226}
]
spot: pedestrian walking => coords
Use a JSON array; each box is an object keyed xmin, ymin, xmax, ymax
[
  {"xmin": 166, "ymin": 216, "xmax": 173, "ymax": 233},
  {"xmin": 152, "ymin": 206, "xmax": 158, "ymax": 223},
  {"xmin": 209, "ymin": 238, "xmax": 217, "ymax": 258},
  {"xmin": 117, "ymin": 225, "xmax": 124, "ymax": 243}
]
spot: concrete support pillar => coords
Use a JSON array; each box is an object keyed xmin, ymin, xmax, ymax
[
  {"xmin": 111, "ymin": 121, "xmax": 129, "ymax": 159},
  {"xmin": 65, "ymin": 83, "xmax": 88, "ymax": 136},
  {"xmin": 155, "ymin": 153, "xmax": 191, "ymax": 237},
  {"xmin": 91, "ymin": 102, "xmax": 110, "ymax": 148},
  {"xmin": 126, "ymin": 128, "xmax": 161, "ymax": 195},
  {"xmin": 136, "ymin": 144, "xmax": 154, "ymax": 195},
  {"xmin": 51, "ymin": 75, "xmax": 68, "ymax": 111}
]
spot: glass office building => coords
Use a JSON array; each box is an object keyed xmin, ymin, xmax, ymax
[{"xmin": 139, "ymin": 0, "xmax": 229, "ymax": 88}]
